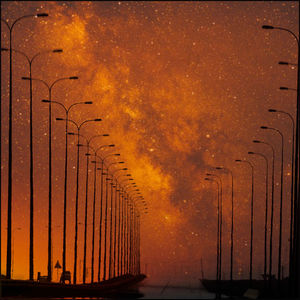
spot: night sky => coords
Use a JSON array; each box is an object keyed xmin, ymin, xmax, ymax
[{"xmin": 1, "ymin": 1, "xmax": 299, "ymax": 285}]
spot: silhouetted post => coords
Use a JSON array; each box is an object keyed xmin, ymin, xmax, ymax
[
  {"xmin": 48, "ymin": 100, "xmax": 92, "ymax": 280},
  {"xmin": 15, "ymin": 48, "xmax": 62, "ymax": 280},
  {"xmin": 40, "ymin": 76, "xmax": 78, "ymax": 281},
  {"xmin": 262, "ymin": 25, "xmax": 299, "ymax": 296},
  {"xmin": 80, "ymin": 135, "xmax": 111, "ymax": 283},
  {"xmin": 269, "ymin": 109, "xmax": 296, "ymax": 287},
  {"xmin": 216, "ymin": 167, "xmax": 233, "ymax": 281},
  {"xmin": 248, "ymin": 151, "xmax": 269, "ymax": 286},
  {"xmin": 66, "ymin": 119, "xmax": 102, "ymax": 284},
  {"xmin": 1, "ymin": 12, "xmax": 48, "ymax": 279},
  {"xmin": 253, "ymin": 140, "xmax": 275, "ymax": 287},
  {"xmin": 235, "ymin": 159, "xmax": 254, "ymax": 282},
  {"xmin": 205, "ymin": 177, "xmax": 220, "ymax": 290},
  {"xmin": 261, "ymin": 126, "xmax": 284, "ymax": 286}
]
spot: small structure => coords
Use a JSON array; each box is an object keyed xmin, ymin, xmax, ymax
[
  {"xmin": 60, "ymin": 271, "xmax": 71, "ymax": 284},
  {"xmin": 37, "ymin": 272, "xmax": 49, "ymax": 282}
]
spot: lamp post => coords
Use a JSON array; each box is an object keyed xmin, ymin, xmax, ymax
[
  {"xmin": 248, "ymin": 151, "xmax": 269, "ymax": 285},
  {"xmin": 262, "ymin": 25, "xmax": 299, "ymax": 296},
  {"xmin": 110, "ymin": 168, "xmax": 128, "ymax": 278},
  {"xmin": 253, "ymin": 139, "xmax": 275, "ymax": 286},
  {"xmin": 107, "ymin": 164, "xmax": 126, "ymax": 279},
  {"xmin": 80, "ymin": 135, "xmax": 110, "ymax": 283},
  {"xmin": 1, "ymin": 12, "xmax": 48, "ymax": 280},
  {"xmin": 205, "ymin": 177, "xmax": 221, "ymax": 298},
  {"xmin": 66, "ymin": 119, "xmax": 102, "ymax": 284},
  {"xmin": 268, "ymin": 109, "xmax": 296, "ymax": 284},
  {"xmin": 261, "ymin": 125, "xmax": 284, "ymax": 284},
  {"xmin": 45, "ymin": 100, "xmax": 92, "ymax": 281},
  {"xmin": 207, "ymin": 173, "xmax": 223, "ymax": 284},
  {"xmin": 0, "ymin": 47, "xmax": 63, "ymax": 281},
  {"xmin": 235, "ymin": 159, "xmax": 254, "ymax": 282},
  {"xmin": 39, "ymin": 76, "xmax": 79, "ymax": 281},
  {"xmin": 101, "ymin": 154, "xmax": 121, "ymax": 281},
  {"xmin": 90, "ymin": 145, "xmax": 116, "ymax": 283},
  {"xmin": 215, "ymin": 166, "xmax": 234, "ymax": 282}
]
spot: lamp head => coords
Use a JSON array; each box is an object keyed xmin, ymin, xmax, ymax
[
  {"xmin": 36, "ymin": 13, "xmax": 49, "ymax": 17},
  {"xmin": 94, "ymin": 118, "xmax": 102, "ymax": 121},
  {"xmin": 56, "ymin": 118, "xmax": 64, "ymax": 121},
  {"xmin": 1, "ymin": 48, "xmax": 9, "ymax": 51},
  {"xmin": 53, "ymin": 49, "xmax": 63, "ymax": 53},
  {"xmin": 69, "ymin": 76, "xmax": 78, "ymax": 80},
  {"xmin": 279, "ymin": 87, "xmax": 289, "ymax": 90},
  {"xmin": 278, "ymin": 61, "xmax": 288, "ymax": 65},
  {"xmin": 248, "ymin": 152, "xmax": 254, "ymax": 155},
  {"xmin": 253, "ymin": 140, "xmax": 261, "ymax": 144},
  {"xmin": 21, "ymin": 77, "xmax": 31, "ymax": 80},
  {"xmin": 103, "ymin": 134, "xmax": 109, "ymax": 137},
  {"xmin": 42, "ymin": 99, "xmax": 51, "ymax": 103},
  {"xmin": 68, "ymin": 132, "xmax": 75, "ymax": 135},
  {"xmin": 84, "ymin": 101, "xmax": 93, "ymax": 104},
  {"xmin": 262, "ymin": 25, "xmax": 274, "ymax": 29},
  {"xmin": 260, "ymin": 126, "xmax": 268, "ymax": 129},
  {"xmin": 216, "ymin": 167, "xmax": 223, "ymax": 170},
  {"xmin": 268, "ymin": 109, "xmax": 277, "ymax": 112},
  {"xmin": 109, "ymin": 144, "xmax": 115, "ymax": 147},
  {"xmin": 115, "ymin": 154, "xmax": 121, "ymax": 156},
  {"xmin": 235, "ymin": 159, "xmax": 242, "ymax": 162}
]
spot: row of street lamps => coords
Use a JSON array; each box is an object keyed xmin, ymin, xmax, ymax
[
  {"xmin": 1, "ymin": 12, "xmax": 147, "ymax": 283},
  {"xmin": 204, "ymin": 24, "xmax": 299, "ymax": 297}
]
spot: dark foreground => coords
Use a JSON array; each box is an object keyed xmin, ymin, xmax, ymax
[
  {"xmin": 0, "ymin": 274, "xmax": 146, "ymax": 298},
  {"xmin": 201, "ymin": 278, "xmax": 295, "ymax": 299}
]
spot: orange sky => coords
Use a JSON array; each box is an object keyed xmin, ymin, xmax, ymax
[{"xmin": 1, "ymin": 1, "xmax": 298, "ymax": 284}]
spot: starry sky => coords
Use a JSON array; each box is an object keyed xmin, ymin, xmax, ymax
[{"xmin": 1, "ymin": 1, "xmax": 299, "ymax": 284}]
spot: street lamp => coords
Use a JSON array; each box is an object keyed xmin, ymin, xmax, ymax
[
  {"xmin": 261, "ymin": 126, "xmax": 285, "ymax": 284},
  {"xmin": 50, "ymin": 100, "xmax": 92, "ymax": 281},
  {"xmin": 1, "ymin": 46, "xmax": 63, "ymax": 281},
  {"xmin": 79, "ymin": 135, "xmax": 110, "ymax": 283},
  {"xmin": 253, "ymin": 139, "xmax": 275, "ymax": 286},
  {"xmin": 263, "ymin": 25, "xmax": 299, "ymax": 295},
  {"xmin": 65, "ymin": 119, "xmax": 102, "ymax": 284},
  {"xmin": 39, "ymin": 76, "xmax": 78, "ymax": 281},
  {"xmin": 235, "ymin": 159, "xmax": 254, "ymax": 282},
  {"xmin": 248, "ymin": 151, "xmax": 269, "ymax": 285},
  {"xmin": 1, "ymin": 12, "xmax": 48, "ymax": 280},
  {"xmin": 205, "ymin": 177, "xmax": 221, "ymax": 297},
  {"xmin": 206, "ymin": 173, "xmax": 223, "ymax": 284},
  {"xmin": 215, "ymin": 166, "xmax": 234, "ymax": 282},
  {"xmin": 269, "ymin": 109, "xmax": 296, "ymax": 282}
]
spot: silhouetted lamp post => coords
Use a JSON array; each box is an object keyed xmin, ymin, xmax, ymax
[
  {"xmin": 253, "ymin": 139, "xmax": 275, "ymax": 286},
  {"xmin": 1, "ymin": 12, "xmax": 48, "ymax": 280},
  {"xmin": 65, "ymin": 118, "xmax": 102, "ymax": 284},
  {"xmin": 248, "ymin": 151, "xmax": 269, "ymax": 284},
  {"xmin": 45, "ymin": 100, "xmax": 92, "ymax": 280},
  {"xmin": 216, "ymin": 166, "xmax": 234, "ymax": 282},
  {"xmin": 235, "ymin": 159, "xmax": 254, "ymax": 282},
  {"xmin": 261, "ymin": 125, "xmax": 285, "ymax": 283},
  {"xmin": 2, "ymin": 47, "xmax": 63, "ymax": 281},
  {"xmin": 40, "ymin": 76, "xmax": 78, "ymax": 281}
]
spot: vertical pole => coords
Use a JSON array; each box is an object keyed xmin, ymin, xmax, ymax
[
  {"xmin": 62, "ymin": 113, "xmax": 69, "ymax": 279},
  {"xmin": 73, "ymin": 130, "xmax": 80, "ymax": 284},
  {"xmin": 29, "ymin": 63, "xmax": 34, "ymax": 281},
  {"xmin": 109, "ymin": 182, "xmax": 113, "ymax": 279},
  {"xmin": 113, "ymin": 186, "xmax": 118, "ymax": 278},
  {"xmin": 98, "ymin": 160, "xmax": 104, "ymax": 282},
  {"xmin": 47, "ymin": 87, "xmax": 52, "ymax": 281},
  {"xmin": 91, "ymin": 158, "xmax": 97, "ymax": 283},
  {"xmin": 83, "ymin": 144, "xmax": 90, "ymax": 284},
  {"xmin": 103, "ymin": 173, "xmax": 109, "ymax": 281},
  {"xmin": 6, "ymin": 27, "xmax": 13, "ymax": 280}
]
